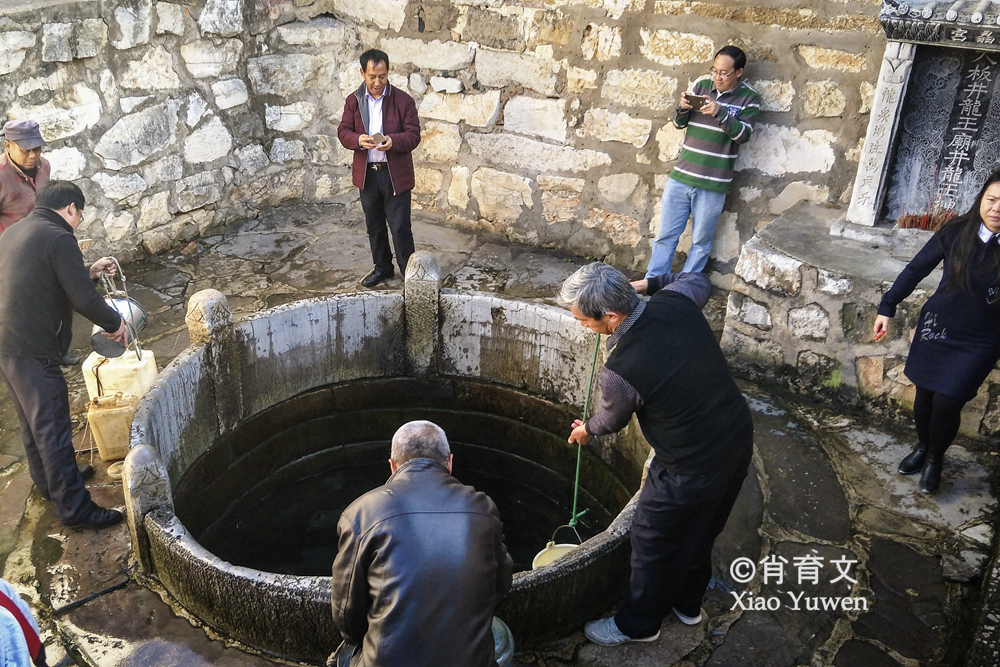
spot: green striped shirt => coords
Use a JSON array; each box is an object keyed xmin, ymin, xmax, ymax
[{"xmin": 671, "ymin": 79, "xmax": 760, "ymax": 193}]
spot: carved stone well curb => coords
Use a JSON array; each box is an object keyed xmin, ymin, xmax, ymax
[{"xmin": 122, "ymin": 251, "xmax": 645, "ymax": 662}]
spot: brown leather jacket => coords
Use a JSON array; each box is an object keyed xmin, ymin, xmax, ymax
[{"xmin": 331, "ymin": 458, "xmax": 513, "ymax": 667}]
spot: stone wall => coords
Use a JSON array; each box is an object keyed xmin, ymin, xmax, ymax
[{"xmin": 1, "ymin": 0, "xmax": 883, "ymax": 275}]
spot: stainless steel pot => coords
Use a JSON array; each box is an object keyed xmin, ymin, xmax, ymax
[
  {"xmin": 91, "ymin": 295, "xmax": 147, "ymax": 357},
  {"xmin": 90, "ymin": 258, "xmax": 147, "ymax": 358}
]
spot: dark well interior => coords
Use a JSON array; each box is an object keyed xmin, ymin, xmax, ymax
[{"xmin": 173, "ymin": 377, "xmax": 640, "ymax": 575}]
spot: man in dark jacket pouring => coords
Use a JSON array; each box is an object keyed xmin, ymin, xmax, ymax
[
  {"xmin": 0, "ymin": 181, "xmax": 128, "ymax": 529},
  {"xmin": 338, "ymin": 48, "xmax": 421, "ymax": 289},
  {"xmin": 331, "ymin": 420, "xmax": 513, "ymax": 666}
]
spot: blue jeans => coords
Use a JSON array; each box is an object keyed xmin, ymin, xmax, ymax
[{"xmin": 646, "ymin": 178, "xmax": 727, "ymax": 277}]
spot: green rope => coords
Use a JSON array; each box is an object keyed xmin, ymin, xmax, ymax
[{"xmin": 568, "ymin": 332, "xmax": 602, "ymax": 528}]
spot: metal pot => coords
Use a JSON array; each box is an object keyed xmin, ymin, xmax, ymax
[
  {"xmin": 91, "ymin": 295, "xmax": 148, "ymax": 357},
  {"xmin": 90, "ymin": 258, "xmax": 148, "ymax": 358}
]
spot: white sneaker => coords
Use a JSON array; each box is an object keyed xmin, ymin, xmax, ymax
[
  {"xmin": 673, "ymin": 607, "xmax": 703, "ymax": 625},
  {"xmin": 583, "ymin": 617, "xmax": 660, "ymax": 646}
]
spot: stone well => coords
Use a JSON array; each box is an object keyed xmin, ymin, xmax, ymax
[{"xmin": 121, "ymin": 252, "xmax": 649, "ymax": 663}]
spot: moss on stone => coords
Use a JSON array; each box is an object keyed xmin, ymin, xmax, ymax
[{"xmin": 824, "ymin": 366, "xmax": 842, "ymax": 389}]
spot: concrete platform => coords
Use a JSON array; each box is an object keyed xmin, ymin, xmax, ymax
[{"xmin": 0, "ymin": 203, "xmax": 996, "ymax": 666}]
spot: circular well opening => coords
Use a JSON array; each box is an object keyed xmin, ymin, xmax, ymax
[{"xmin": 173, "ymin": 377, "xmax": 636, "ymax": 576}]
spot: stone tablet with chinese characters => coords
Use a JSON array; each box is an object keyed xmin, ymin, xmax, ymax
[{"xmin": 884, "ymin": 46, "xmax": 1000, "ymax": 220}]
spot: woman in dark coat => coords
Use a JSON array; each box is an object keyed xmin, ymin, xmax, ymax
[{"xmin": 873, "ymin": 170, "xmax": 1000, "ymax": 494}]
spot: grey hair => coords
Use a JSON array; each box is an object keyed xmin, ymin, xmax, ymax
[
  {"xmin": 390, "ymin": 420, "xmax": 451, "ymax": 464},
  {"xmin": 558, "ymin": 262, "xmax": 640, "ymax": 319}
]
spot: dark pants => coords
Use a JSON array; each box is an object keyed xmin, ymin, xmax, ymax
[
  {"xmin": 0, "ymin": 354, "xmax": 92, "ymax": 524},
  {"xmin": 913, "ymin": 385, "xmax": 966, "ymax": 459},
  {"xmin": 359, "ymin": 166, "xmax": 414, "ymax": 275},
  {"xmin": 615, "ymin": 440, "xmax": 752, "ymax": 639}
]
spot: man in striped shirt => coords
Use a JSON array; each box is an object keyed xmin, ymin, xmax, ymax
[{"xmin": 646, "ymin": 46, "xmax": 760, "ymax": 277}]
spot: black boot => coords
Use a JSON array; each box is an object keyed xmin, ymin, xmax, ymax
[
  {"xmin": 898, "ymin": 446, "xmax": 927, "ymax": 475},
  {"xmin": 919, "ymin": 453, "xmax": 944, "ymax": 494}
]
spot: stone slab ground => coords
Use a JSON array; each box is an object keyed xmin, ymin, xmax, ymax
[{"xmin": 0, "ymin": 204, "xmax": 996, "ymax": 666}]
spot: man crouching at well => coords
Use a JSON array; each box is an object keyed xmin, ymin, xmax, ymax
[
  {"xmin": 331, "ymin": 420, "xmax": 513, "ymax": 666},
  {"xmin": 560, "ymin": 262, "xmax": 753, "ymax": 645}
]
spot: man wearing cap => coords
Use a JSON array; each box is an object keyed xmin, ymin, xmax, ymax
[
  {"xmin": 0, "ymin": 119, "xmax": 50, "ymax": 234},
  {"xmin": 0, "ymin": 121, "xmax": 80, "ymax": 366}
]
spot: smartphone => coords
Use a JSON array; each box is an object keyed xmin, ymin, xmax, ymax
[
  {"xmin": 369, "ymin": 132, "xmax": 386, "ymax": 144},
  {"xmin": 684, "ymin": 93, "xmax": 708, "ymax": 111}
]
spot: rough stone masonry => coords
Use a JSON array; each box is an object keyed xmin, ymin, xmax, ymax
[{"xmin": 0, "ymin": 0, "xmax": 883, "ymax": 281}]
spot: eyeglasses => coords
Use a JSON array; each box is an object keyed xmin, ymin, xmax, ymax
[{"xmin": 710, "ymin": 69, "xmax": 735, "ymax": 79}]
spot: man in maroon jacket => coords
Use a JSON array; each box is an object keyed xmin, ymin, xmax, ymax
[
  {"xmin": 0, "ymin": 119, "xmax": 51, "ymax": 235},
  {"xmin": 338, "ymin": 49, "xmax": 422, "ymax": 288}
]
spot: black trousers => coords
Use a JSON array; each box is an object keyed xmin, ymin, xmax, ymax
[
  {"xmin": 359, "ymin": 167, "xmax": 414, "ymax": 275},
  {"xmin": 0, "ymin": 354, "xmax": 92, "ymax": 523},
  {"xmin": 615, "ymin": 439, "xmax": 752, "ymax": 638},
  {"xmin": 913, "ymin": 385, "xmax": 966, "ymax": 459}
]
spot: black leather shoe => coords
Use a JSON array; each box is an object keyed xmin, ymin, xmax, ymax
[
  {"xmin": 361, "ymin": 268, "xmax": 394, "ymax": 288},
  {"xmin": 898, "ymin": 447, "xmax": 926, "ymax": 475},
  {"xmin": 919, "ymin": 458, "xmax": 943, "ymax": 494},
  {"xmin": 60, "ymin": 352, "xmax": 81, "ymax": 366},
  {"xmin": 63, "ymin": 505, "xmax": 123, "ymax": 530}
]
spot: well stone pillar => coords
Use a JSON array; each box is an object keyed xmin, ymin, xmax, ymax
[
  {"xmin": 185, "ymin": 289, "xmax": 243, "ymax": 430},
  {"xmin": 404, "ymin": 251, "xmax": 440, "ymax": 376}
]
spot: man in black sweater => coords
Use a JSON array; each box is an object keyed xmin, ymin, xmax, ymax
[
  {"xmin": 560, "ymin": 262, "xmax": 753, "ymax": 645},
  {"xmin": 0, "ymin": 181, "xmax": 128, "ymax": 529}
]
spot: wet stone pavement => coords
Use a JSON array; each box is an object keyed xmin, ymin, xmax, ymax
[{"xmin": 0, "ymin": 203, "xmax": 997, "ymax": 667}]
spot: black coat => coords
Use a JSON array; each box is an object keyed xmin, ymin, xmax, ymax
[
  {"xmin": 879, "ymin": 223, "xmax": 1000, "ymax": 400},
  {"xmin": 0, "ymin": 207, "xmax": 121, "ymax": 362},
  {"xmin": 331, "ymin": 458, "xmax": 513, "ymax": 667}
]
